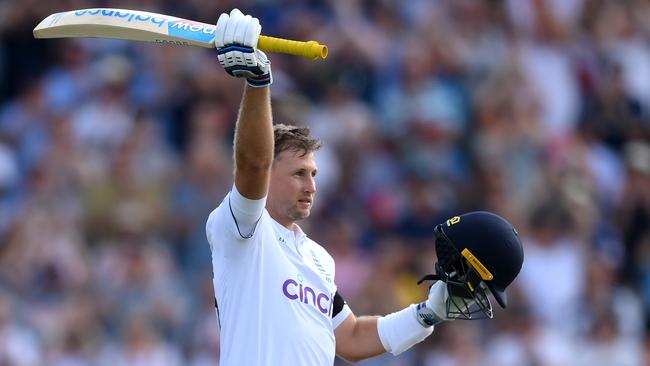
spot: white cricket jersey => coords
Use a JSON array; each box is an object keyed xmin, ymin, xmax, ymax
[{"xmin": 206, "ymin": 186, "xmax": 351, "ymax": 366}]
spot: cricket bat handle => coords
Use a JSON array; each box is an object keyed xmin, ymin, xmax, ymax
[{"xmin": 258, "ymin": 36, "xmax": 328, "ymax": 60}]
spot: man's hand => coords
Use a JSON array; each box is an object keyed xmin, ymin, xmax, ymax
[
  {"xmin": 215, "ymin": 9, "xmax": 272, "ymax": 87},
  {"xmin": 415, "ymin": 281, "xmax": 475, "ymax": 326}
]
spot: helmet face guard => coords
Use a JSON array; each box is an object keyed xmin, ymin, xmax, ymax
[
  {"xmin": 418, "ymin": 225, "xmax": 494, "ymax": 320},
  {"xmin": 419, "ymin": 212, "xmax": 524, "ymax": 320}
]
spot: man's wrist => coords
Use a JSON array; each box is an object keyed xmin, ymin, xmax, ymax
[
  {"xmin": 415, "ymin": 301, "xmax": 443, "ymax": 327},
  {"xmin": 246, "ymin": 71, "xmax": 272, "ymax": 88},
  {"xmin": 377, "ymin": 304, "xmax": 434, "ymax": 355}
]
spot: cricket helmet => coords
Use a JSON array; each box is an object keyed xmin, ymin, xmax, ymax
[{"xmin": 419, "ymin": 211, "xmax": 524, "ymax": 319}]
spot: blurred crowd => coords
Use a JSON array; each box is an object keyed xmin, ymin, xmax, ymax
[{"xmin": 1, "ymin": 0, "xmax": 649, "ymax": 365}]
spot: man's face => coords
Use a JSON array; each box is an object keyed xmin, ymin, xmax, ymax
[{"xmin": 267, "ymin": 150, "xmax": 317, "ymax": 227}]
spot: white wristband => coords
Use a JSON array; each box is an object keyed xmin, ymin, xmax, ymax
[{"xmin": 377, "ymin": 304, "xmax": 434, "ymax": 355}]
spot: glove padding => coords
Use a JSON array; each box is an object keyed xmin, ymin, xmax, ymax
[
  {"xmin": 215, "ymin": 9, "xmax": 272, "ymax": 87},
  {"xmin": 415, "ymin": 281, "xmax": 475, "ymax": 327}
]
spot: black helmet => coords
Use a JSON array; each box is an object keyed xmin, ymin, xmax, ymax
[{"xmin": 418, "ymin": 211, "xmax": 524, "ymax": 319}]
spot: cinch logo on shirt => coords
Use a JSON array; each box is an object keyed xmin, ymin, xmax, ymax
[{"xmin": 282, "ymin": 277, "xmax": 332, "ymax": 315}]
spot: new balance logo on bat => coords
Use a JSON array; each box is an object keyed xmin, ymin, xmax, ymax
[
  {"xmin": 74, "ymin": 9, "xmax": 168, "ymax": 27},
  {"xmin": 72, "ymin": 9, "xmax": 217, "ymax": 36}
]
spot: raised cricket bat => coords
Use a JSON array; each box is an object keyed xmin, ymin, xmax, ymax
[{"xmin": 33, "ymin": 8, "xmax": 328, "ymax": 60}]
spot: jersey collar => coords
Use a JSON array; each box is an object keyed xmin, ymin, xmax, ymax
[{"xmin": 270, "ymin": 217, "xmax": 307, "ymax": 248}]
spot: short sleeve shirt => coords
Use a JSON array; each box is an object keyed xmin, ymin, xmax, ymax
[{"xmin": 206, "ymin": 187, "xmax": 350, "ymax": 366}]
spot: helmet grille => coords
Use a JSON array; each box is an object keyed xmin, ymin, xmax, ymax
[
  {"xmin": 435, "ymin": 233, "xmax": 462, "ymax": 274},
  {"xmin": 433, "ymin": 225, "xmax": 493, "ymax": 319}
]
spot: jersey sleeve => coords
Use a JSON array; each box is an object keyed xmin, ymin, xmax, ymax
[
  {"xmin": 331, "ymin": 292, "xmax": 352, "ymax": 329},
  {"xmin": 309, "ymin": 242, "xmax": 351, "ymax": 329},
  {"xmin": 206, "ymin": 184, "xmax": 267, "ymax": 250}
]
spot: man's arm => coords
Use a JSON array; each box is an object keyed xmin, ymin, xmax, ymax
[
  {"xmin": 335, "ymin": 314, "xmax": 384, "ymax": 363},
  {"xmin": 335, "ymin": 281, "xmax": 469, "ymax": 362},
  {"xmin": 214, "ymin": 9, "xmax": 274, "ymax": 200},
  {"xmin": 335, "ymin": 307, "xmax": 433, "ymax": 363},
  {"xmin": 234, "ymin": 86, "xmax": 273, "ymax": 199}
]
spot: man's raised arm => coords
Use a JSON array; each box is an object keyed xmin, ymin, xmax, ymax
[
  {"xmin": 233, "ymin": 87, "xmax": 272, "ymax": 199},
  {"xmin": 215, "ymin": 9, "xmax": 274, "ymax": 199}
]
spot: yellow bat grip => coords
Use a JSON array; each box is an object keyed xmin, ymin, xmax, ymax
[{"xmin": 258, "ymin": 36, "xmax": 328, "ymax": 60}]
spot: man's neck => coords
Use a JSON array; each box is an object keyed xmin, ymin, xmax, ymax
[{"xmin": 269, "ymin": 211, "xmax": 296, "ymax": 231}]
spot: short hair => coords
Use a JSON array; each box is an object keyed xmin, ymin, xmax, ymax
[{"xmin": 273, "ymin": 124, "xmax": 322, "ymax": 159}]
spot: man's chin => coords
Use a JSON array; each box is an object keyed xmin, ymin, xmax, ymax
[{"xmin": 289, "ymin": 209, "xmax": 311, "ymax": 221}]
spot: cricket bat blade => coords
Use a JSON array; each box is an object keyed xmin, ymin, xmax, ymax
[{"xmin": 34, "ymin": 8, "xmax": 328, "ymax": 59}]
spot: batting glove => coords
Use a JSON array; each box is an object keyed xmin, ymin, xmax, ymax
[
  {"xmin": 415, "ymin": 281, "xmax": 475, "ymax": 326},
  {"xmin": 215, "ymin": 9, "xmax": 272, "ymax": 88}
]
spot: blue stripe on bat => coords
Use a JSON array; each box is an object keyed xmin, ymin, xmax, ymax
[{"xmin": 167, "ymin": 21, "xmax": 215, "ymax": 43}]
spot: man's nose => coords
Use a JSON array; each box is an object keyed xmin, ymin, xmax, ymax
[{"xmin": 305, "ymin": 176, "xmax": 316, "ymax": 193}]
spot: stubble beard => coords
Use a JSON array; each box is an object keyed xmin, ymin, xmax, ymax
[{"xmin": 287, "ymin": 206, "xmax": 310, "ymax": 222}]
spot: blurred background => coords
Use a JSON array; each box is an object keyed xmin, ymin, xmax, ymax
[{"xmin": 1, "ymin": 0, "xmax": 649, "ymax": 365}]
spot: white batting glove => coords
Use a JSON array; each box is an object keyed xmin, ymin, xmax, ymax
[
  {"xmin": 215, "ymin": 9, "xmax": 272, "ymax": 87},
  {"xmin": 415, "ymin": 281, "xmax": 475, "ymax": 326}
]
